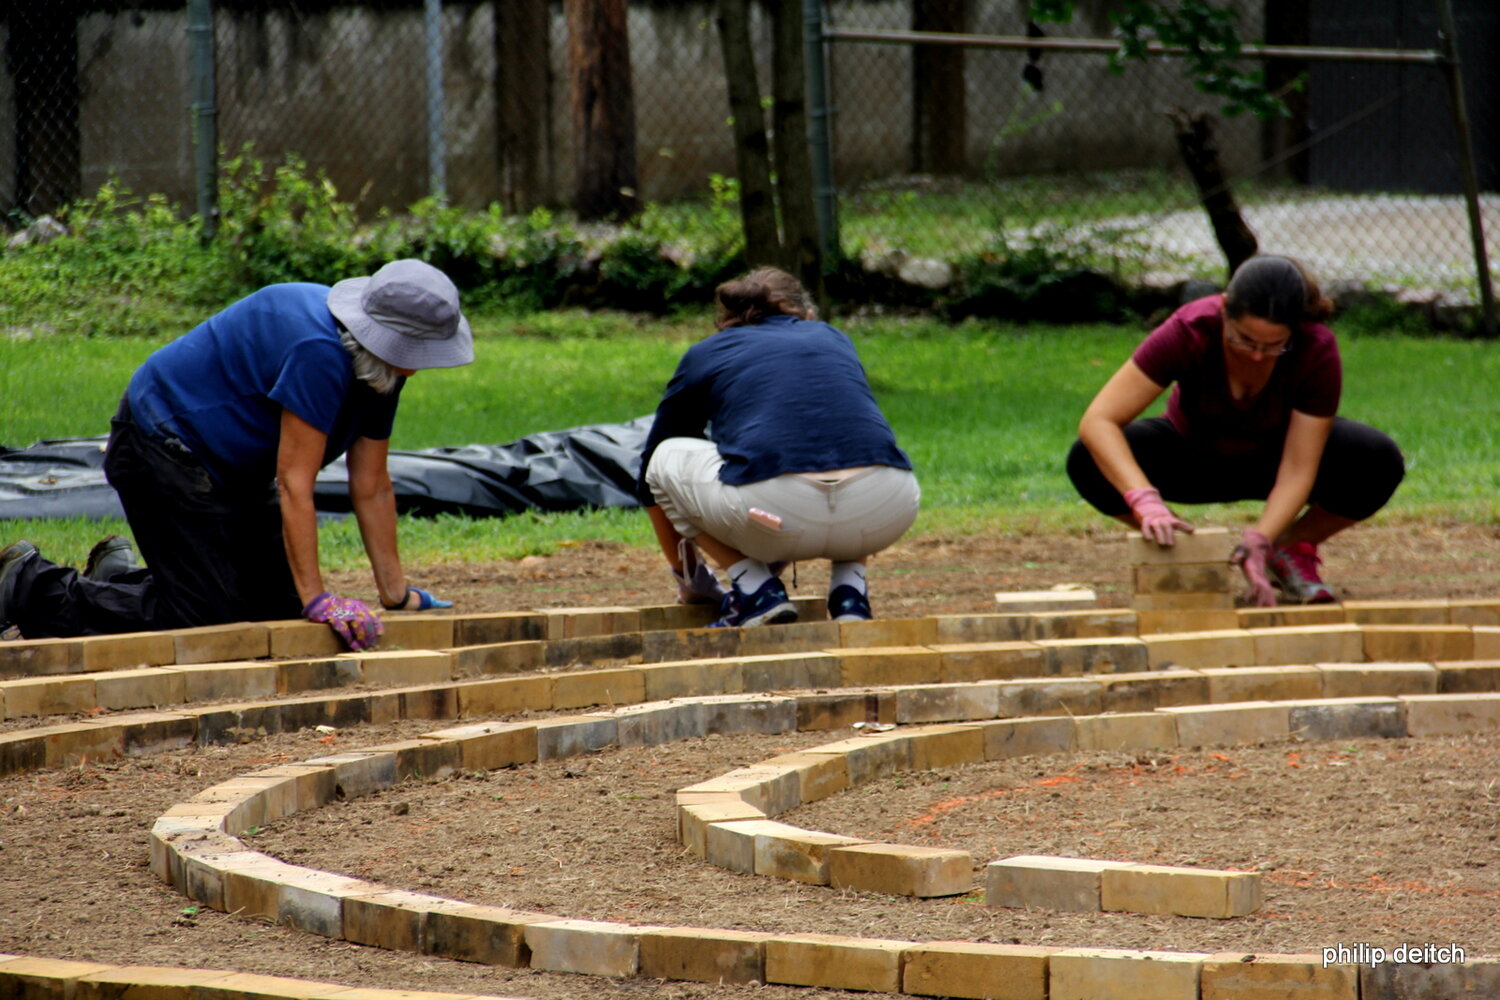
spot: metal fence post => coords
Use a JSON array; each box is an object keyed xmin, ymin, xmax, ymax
[
  {"xmin": 1435, "ymin": 0, "xmax": 1496, "ymax": 336},
  {"xmin": 424, "ymin": 0, "xmax": 448, "ymax": 202},
  {"xmin": 187, "ymin": 0, "xmax": 218, "ymax": 242},
  {"xmin": 802, "ymin": 0, "xmax": 839, "ymax": 262}
]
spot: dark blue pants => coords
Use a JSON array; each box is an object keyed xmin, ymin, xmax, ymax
[
  {"xmin": 1066, "ymin": 416, "xmax": 1404, "ymax": 521},
  {"xmin": 7, "ymin": 405, "xmax": 301, "ymax": 637}
]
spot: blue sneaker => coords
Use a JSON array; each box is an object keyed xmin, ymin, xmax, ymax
[
  {"xmin": 709, "ymin": 576, "xmax": 799, "ymax": 628},
  {"xmin": 827, "ymin": 584, "xmax": 872, "ymax": 622}
]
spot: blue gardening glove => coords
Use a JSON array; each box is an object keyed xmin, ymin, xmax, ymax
[
  {"xmin": 304, "ymin": 592, "xmax": 384, "ymax": 651},
  {"xmin": 381, "ymin": 587, "xmax": 453, "ymax": 611}
]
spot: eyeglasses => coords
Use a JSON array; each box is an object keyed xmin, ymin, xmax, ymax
[{"xmin": 1223, "ymin": 316, "xmax": 1292, "ymax": 356}]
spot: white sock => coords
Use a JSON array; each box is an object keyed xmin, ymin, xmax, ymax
[
  {"xmin": 830, "ymin": 562, "xmax": 867, "ymax": 595},
  {"xmin": 728, "ymin": 558, "xmax": 774, "ymax": 593}
]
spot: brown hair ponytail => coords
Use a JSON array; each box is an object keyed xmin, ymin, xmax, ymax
[
  {"xmin": 1224, "ymin": 254, "xmax": 1334, "ymax": 327},
  {"xmin": 714, "ymin": 267, "xmax": 817, "ymax": 331}
]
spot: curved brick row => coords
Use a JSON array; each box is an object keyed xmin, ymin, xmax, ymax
[
  {"xmin": 0, "ymin": 954, "xmax": 530, "ymax": 1000},
  {"xmin": 148, "ymin": 685, "xmax": 1500, "ymax": 997}
]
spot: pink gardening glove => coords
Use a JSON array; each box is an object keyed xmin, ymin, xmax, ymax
[
  {"xmin": 303, "ymin": 592, "xmax": 384, "ymax": 651},
  {"xmin": 1230, "ymin": 529, "xmax": 1278, "ymax": 607},
  {"xmin": 1123, "ymin": 486, "xmax": 1194, "ymax": 546}
]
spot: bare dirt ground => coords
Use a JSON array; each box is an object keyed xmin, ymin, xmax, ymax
[{"xmin": 3, "ymin": 522, "xmax": 1499, "ymax": 999}]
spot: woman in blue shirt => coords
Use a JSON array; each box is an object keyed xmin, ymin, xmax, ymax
[{"xmin": 639, "ymin": 268, "xmax": 920, "ymax": 627}]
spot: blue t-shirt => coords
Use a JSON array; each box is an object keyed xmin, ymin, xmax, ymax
[
  {"xmin": 638, "ymin": 315, "xmax": 911, "ymax": 502},
  {"xmin": 125, "ymin": 283, "xmax": 402, "ymax": 484}
]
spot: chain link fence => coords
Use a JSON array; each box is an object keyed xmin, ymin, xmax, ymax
[{"xmin": 2, "ymin": 1, "xmax": 1496, "ymax": 308}]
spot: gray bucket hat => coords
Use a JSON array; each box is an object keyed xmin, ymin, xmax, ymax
[{"xmin": 327, "ymin": 259, "xmax": 474, "ymax": 369}]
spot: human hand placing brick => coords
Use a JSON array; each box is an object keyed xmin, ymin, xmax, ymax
[
  {"xmin": 1123, "ymin": 486, "xmax": 1194, "ymax": 546},
  {"xmin": 303, "ymin": 592, "xmax": 384, "ymax": 651},
  {"xmin": 1230, "ymin": 529, "xmax": 1278, "ymax": 607}
]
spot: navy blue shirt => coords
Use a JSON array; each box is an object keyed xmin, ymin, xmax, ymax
[
  {"xmin": 638, "ymin": 315, "xmax": 911, "ymax": 502},
  {"xmin": 126, "ymin": 283, "xmax": 402, "ymax": 485}
]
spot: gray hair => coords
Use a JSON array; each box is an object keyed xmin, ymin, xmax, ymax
[{"xmin": 339, "ymin": 325, "xmax": 401, "ymax": 394}]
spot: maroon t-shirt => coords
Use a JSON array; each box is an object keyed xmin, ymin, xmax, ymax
[{"xmin": 1132, "ymin": 295, "xmax": 1342, "ymax": 457}]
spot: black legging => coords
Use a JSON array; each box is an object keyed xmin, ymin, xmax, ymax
[{"xmin": 1066, "ymin": 416, "xmax": 1405, "ymax": 521}]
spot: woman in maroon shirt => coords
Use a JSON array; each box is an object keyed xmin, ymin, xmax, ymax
[{"xmin": 1067, "ymin": 255, "xmax": 1404, "ymax": 605}]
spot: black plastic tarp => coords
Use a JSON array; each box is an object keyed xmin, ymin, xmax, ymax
[{"xmin": 0, "ymin": 416, "xmax": 652, "ymax": 521}]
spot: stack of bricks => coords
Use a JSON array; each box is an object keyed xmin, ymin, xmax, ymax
[{"xmin": 1129, "ymin": 526, "xmax": 1242, "ymax": 634}]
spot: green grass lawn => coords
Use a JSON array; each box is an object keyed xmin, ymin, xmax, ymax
[{"xmin": 3, "ymin": 309, "xmax": 1498, "ymax": 569}]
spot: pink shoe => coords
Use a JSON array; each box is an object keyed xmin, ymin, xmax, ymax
[{"xmin": 1268, "ymin": 541, "xmax": 1336, "ymax": 604}]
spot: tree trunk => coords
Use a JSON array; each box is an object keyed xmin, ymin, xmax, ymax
[
  {"xmin": 911, "ymin": 0, "xmax": 967, "ymax": 175},
  {"xmin": 768, "ymin": 0, "xmax": 824, "ymax": 306},
  {"xmin": 565, "ymin": 0, "xmax": 639, "ymax": 222},
  {"xmin": 6, "ymin": 5, "xmax": 81, "ymax": 215},
  {"xmin": 496, "ymin": 0, "xmax": 553, "ymax": 212},
  {"xmin": 1167, "ymin": 107, "xmax": 1259, "ymax": 279},
  {"xmin": 715, "ymin": 0, "xmax": 781, "ymax": 268},
  {"xmin": 1262, "ymin": 0, "xmax": 1311, "ymax": 183}
]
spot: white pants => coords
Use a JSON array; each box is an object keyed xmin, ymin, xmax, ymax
[{"xmin": 645, "ymin": 437, "xmax": 920, "ymax": 563}]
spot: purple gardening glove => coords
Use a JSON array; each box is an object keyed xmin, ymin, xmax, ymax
[
  {"xmin": 1230, "ymin": 529, "xmax": 1278, "ymax": 607},
  {"xmin": 304, "ymin": 592, "xmax": 384, "ymax": 651},
  {"xmin": 1123, "ymin": 486, "xmax": 1194, "ymax": 546}
]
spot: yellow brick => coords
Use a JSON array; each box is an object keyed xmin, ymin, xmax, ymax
[
  {"xmin": 795, "ymin": 691, "xmax": 891, "ymax": 731},
  {"xmin": 423, "ymin": 721, "xmax": 537, "ymax": 770},
  {"xmin": 935, "ymin": 642, "xmax": 1046, "ymax": 682},
  {"xmin": 679, "ymin": 801, "xmax": 767, "ymax": 857},
  {"xmin": 641, "ymin": 627, "xmax": 740, "ymax": 664},
  {"xmin": 639, "ymin": 926, "xmax": 772, "ymax": 985},
  {"xmin": 991, "ymin": 590, "xmax": 1098, "ymax": 614},
  {"xmin": 1238, "ymin": 605, "xmax": 1348, "ymax": 629},
  {"xmin": 756, "ymin": 751, "xmax": 849, "ymax": 803},
  {"xmin": 1097, "ymin": 670, "xmax": 1210, "ymax": 712},
  {"xmin": 636, "ymin": 603, "xmax": 717, "ymax": 632},
  {"xmin": 1199, "ymin": 665, "xmax": 1323, "ymax": 703},
  {"xmin": 737, "ymin": 621, "xmax": 841, "ymax": 657},
  {"xmin": 1133, "ymin": 591, "xmax": 1235, "ymax": 611},
  {"xmin": 753, "ymin": 821, "xmax": 869, "ymax": 884},
  {"xmin": 1252, "ymin": 624, "xmax": 1365, "ymax": 665},
  {"xmin": 448, "ymin": 640, "xmax": 542, "ymax": 676},
  {"xmin": 192, "ymin": 971, "xmax": 363, "ymax": 1000},
  {"xmin": 834, "ymin": 645, "xmax": 942, "ymax": 686},
  {"xmin": 2, "ymin": 675, "xmax": 96, "ymax": 717},
  {"xmin": 1051, "ymin": 948, "xmax": 1209, "ymax": 1000},
  {"xmin": 172, "ymin": 623, "xmax": 270, "ymax": 664},
  {"xmin": 342, "ymin": 889, "xmax": 447, "ymax": 951},
  {"xmin": 903, "ymin": 941, "xmax": 1053, "ymax": 1000},
  {"xmin": 1038, "ymin": 636, "xmax": 1148, "ymax": 675},
  {"xmin": 739, "ymin": 650, "xmax": 842, "ymax": 690},
  {"xmin": 1136, "ymin": 608, "xmax": 1241, "ymax": 634},
  {"xmin": 979, "ymin": 716, "xmax": 1077, "ymax": 759},
  {"xmin": 1436, "ymin": 659, "xmax": 1500, "ymax": 693},
  {"xmin": 1146, "ymin": 629, "xmax": 1259, "ymax": 669},
  {"xmin": 1317, "ymin": 662, "xmax": 1439, "ymax": 698},
  {"xmin": 1134, "ymin": 560, "xmax": 1236, "ymax": 594},
  {"xmin": 986, "ymin": 855, "xmax": 1126, "ymax": 911},
  {"xmin": 351, "ymin": 650, "xmax": 452, "ymax": 687},
  {"xmin": 0, "ymin": 959, "xmax": 123, "ymax": 998},
  {"xmin": 0, "ymin": 637, "xmax": 85, "ymax": 677},
  {"xmin": 1449, "ymin": 599, "xmax": 1500, "ymax": 626},
  {"xmin": 642, "ymin": 658, "xmax": 743, "ymax": 700},
  {"xmin": 908, "ymin": 725, "xmax": 986, "ymax": 770},
  {"xmin": 1401, "ymin": 693, "xmax": 1500, "ymax": 736},
  {"xmin": 839, "ymin": 617, "xmax": 939, "ymax": 647},
  {"xmin": 162, "ymin": 661, "xmax": 277, "ymax": 703},
  {"xmin": 551, "ymin": 667, "xmax": 646, "ymax": 709},
  {"xmin": 803, "ymin": 733, "xmax": 913, "ymax": 785},
  {"xmin": 80, "ymin": 631, "xmax": 176, "ymax": 671},
  {"xmin": 76, "ymin": 965, "xmax": 240, "ymax": 1000},
  {"xmin": 93, "ymin": 668, "xmax": 186, "ymax": 711},
  {"xmin": 1343, "ymin": 599, "xmax": 1450, "ymax": 624},
  {"xmin": 829, "ymin": 842, "xmax": 972, "ymax": 897},
  {"xmin": 1028, "ymin": 609, "xmax": 1139, "ymax": 639},
  {"xmin": 1201, "ymin": 952, "xmax": 1358, "ymax": 999},
  {"xmin": 1477, "ymin": 627, "xmax": 1500, "ymax": 659},
  {"xmin": 1075, "ymin": 712, "xmax": 1177, "ymax": 752},
  {"xmin": 452, "ymin": 611, "xmax": 547, "ymax": 645},
  {"xmin": 1127, "ymin": 526, "xmax": 1232, "ymax": 565},
  {"xmin": 935, "ymin": 613, "xmax": 1032, "ymax": 643},
  {"xmin": 996, "ymin": 678, "xmax": 1102, "ymax": 718},
  {"xmin": 680, "ymin": 765, "xmax": 800, "ymax": 815},
  {"xmin": 536, "ymin": 606, "xmax": 641, "ymax": 639},
  {"xmin": 378, "ymin": 612, "xmax": 455, "ymax": 650},
  {"xmin": 1159, "ymin": 702, "xmax": 1290, "ymax": 747},
  {"xmin": 422, "ymin": 901, "xmax": 550, "ymax": 966},
  {"xmin": 264, "ymin": 620, "xmax": 345, "ymax": 658},
  {"xmin": 1360, "ymin": 625, "xmax": 1474, "ymax": 662},
  {"xmin": 41, "ymin": 722, "xmax": 125, "ymax": 767},
  {"xmin": 248, "ymin": 764, "xmax": 336, "ymax": 813},
  {"xmin": 1101, "ymin": 864, "xmax": 1262, "ymax": 918},
  {"xmin": 524, "ymin": 918, "xmax": 643, "ymax": 977},
  {"xmin": 454, "ymin": 675, "xmax": 551, "ymax": 716},
  {"xmin": 765, "ymin": 933, "xmax": 910, "ymax": 993}
]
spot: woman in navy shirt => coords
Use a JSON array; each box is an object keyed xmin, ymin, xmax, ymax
[{"xmin": 639, "ymin": 268, "xmax": 919, "ymax": 627}]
